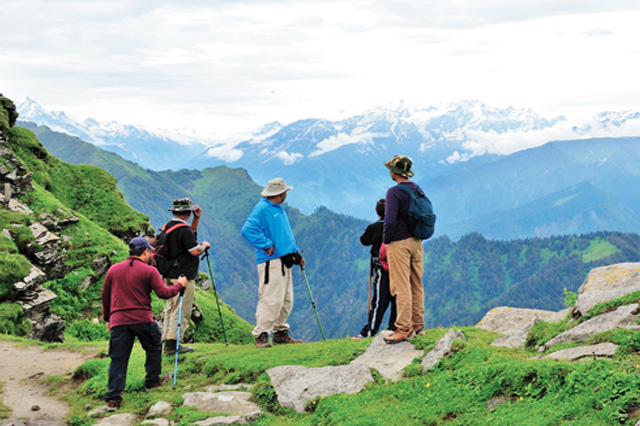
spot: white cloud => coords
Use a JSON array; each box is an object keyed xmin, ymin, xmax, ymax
[
  {"xmin": 441, "ymin": 114, "xmax": 640, "ymax": 164},
  {"xmin": 204, "ymin": 145, "xmax": 244, "ymax": 162},
  {"xmin": 1, "ymin": 0, "xmax": 640, "ymax": 143},
  {"xmin": 310, "ymin": 131, "xmax": 378, "ymax": 157},
  {"xmin": 275, "ymin": 151, "xmax": 304, "ymax": 165}
]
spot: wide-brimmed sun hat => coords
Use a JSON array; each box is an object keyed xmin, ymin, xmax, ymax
[
  {"xmin": 261, "ymin": 177, "xmax": 293, "ymax": 197},
  {"xmin": 168, "ymin": 198, "xmax": 193, "ymax": 212},
  {"xmin": 384, "ymin": 155, "xmax": 414, "ymax": 178}
]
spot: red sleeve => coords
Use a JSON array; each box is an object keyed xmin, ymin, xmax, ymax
[{"xmin": 149, "ymin": 267, "xmax": 182, "ymax": 299}]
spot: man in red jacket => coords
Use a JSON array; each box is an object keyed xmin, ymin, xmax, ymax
[{"xmin": 101, "ymin": 237, "xmax": 186, "ymax": 411}]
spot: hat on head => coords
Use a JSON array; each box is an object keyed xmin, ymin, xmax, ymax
[
  {"xmin": 261, "ymin": 177, "xmax": 293, "ymax": 197},
  {"xmin": 384, "ymin": 155, "xmax": 414, "ymax": 178},
  {"xmin": 168, "ymin": 198, "xmax": 193, "ymax": 212},
  {"xmin": 129, "ymin": 237, "xmax": 154, "ymax": 251}
]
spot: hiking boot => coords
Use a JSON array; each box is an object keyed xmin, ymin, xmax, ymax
[
  {"xmin": 383, "ymin": 328, "xmax": 412, "ymax": 344},
  {"xmin": 412, "ymin": 324, "xmax": 425, "ymax": 336},
  {"xmin": 106, "ymin": 399, "xmax": 121, "ymax": 412},
  {"xmin": 164, "ymin": 340, "xmax": 195, "ymax": 357},
  {"xmin": 255, "ymin": 332, "xmax": 272, "ymax": 348},
  {"xmin": 350, "ymin": 334, "xmax": 364, "ymax": 340},
  {"xmin": 145, "ymin": 373, "xmax": 172, "ymax": 389},
  {"xmin": 273, "ymin": 330, "xmax": 302, "ymax": 344}
]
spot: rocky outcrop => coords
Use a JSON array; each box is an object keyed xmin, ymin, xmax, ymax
[
  {"xmin": 92, "ymin": 413, "xmax": 138, "ymax": 426},
  {"xmin": 351, "ymin": 330, "xmax": 423, "ymax": 382},
  {"xmin": 267, "ymin": 363, "xmax": 374, "ymax": 413},
  {"xmin": 544, "ymin": 304, "xmax": 640, "ymax": 349},
  {"xmin": 182, "ymin": 391, "xmax": 262, "ymax": 423},
  {"xmin": 29, "ymin": 222, "xmax": 68, "ymax": 278},
  {"xmin": 476, "ymin": 306, "xmax": 570, "ymax": 349},
  {"xmin": 476, "ymin": 306, "xmax": 569, "ymax": 336},
  {"xmin": 1, "ymin": 105, "xmax": 66, "ymax": 342},
  {"xmin": 541, "ymin": 343, "xmax": 618, "ymax": 362},
  {"xmin": 572, "ymin": 263, "xmax": 640, "ymax": 317},
  {"xmin": 0, "ymin": 133, "xmax": 33, "ymax": 197},
  {"xmin": 11, "ymin": 262, "xmax": 65, "ymax": 342},
  {"xmin": 422, "ymin": 329, "xmax": 466, "ymax": 372}
]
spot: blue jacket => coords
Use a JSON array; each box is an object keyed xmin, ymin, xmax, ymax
[{"xmin": 241, "ymin": 197, "xmax": 300, "ymax": 264}]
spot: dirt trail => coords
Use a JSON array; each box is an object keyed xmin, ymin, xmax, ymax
[{"xmin": 0, "ymin": 341, "xmax": 97, "ymax": 426}]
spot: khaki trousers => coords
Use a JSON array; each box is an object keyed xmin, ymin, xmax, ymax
[
  {"xmin": 387, "ymin": 237, "xmax": 424, "ymax": 331},
  {"xmin": 161, "ymin": 278, "xmax": 195, "ymax": 341},
  {"xmin": 252, "ymin": 258, "xmax": 293, "ymax": 337}
]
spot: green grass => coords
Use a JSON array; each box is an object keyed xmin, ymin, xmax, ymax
[
  {"xmin": 0, "ymin": 383, "xmax": 9, "ymax": 419},
  {"xmin": 579, "ymin": 238, "xmax": 620, "ymax": 263},
  {"xmin": 7, "ymin": 321, "xmax": 638, "ymax": 426}
]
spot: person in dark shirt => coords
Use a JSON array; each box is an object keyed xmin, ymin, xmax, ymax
[
  {"xmin": 101, "ymin": 237, "xmax": 186, "ymax": 411},
  {"xmin": 382, "ymin": 155, "xmax": 425, "ymax": 344},
  {"xmin": 351, "ymin": 199, "xmax": 396, "ymax": 339},
  {"xmin": 160, "ymin": 198, "xmax": 211, "ymax": 356}
]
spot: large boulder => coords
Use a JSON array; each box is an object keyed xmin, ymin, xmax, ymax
[
  {"xmin": 572, "ymin": 263, "xmax": 640, "ymax": 317},
  {"xmin": 267, "ymin": 363, "xmax": 373, "ymax": 413},
  {"xmin": 182, "ymin": 391, "xmax": 261, "ymax": 420},
  {"xmin": 351, "ymin": 331, "xmax": 423, "ymax": 382},
  {"xmin": 476, "ymin": 307, "xmax": 569, "ymax": 336}
]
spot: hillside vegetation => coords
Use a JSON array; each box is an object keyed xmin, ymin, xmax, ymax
[{"xmin": 0, "ymin": 95, "xmax": 251, "ymax": 344}]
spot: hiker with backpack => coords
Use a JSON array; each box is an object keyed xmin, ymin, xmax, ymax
[
  {"xmin": 241, "ymin": 177, "xmax": 305, "ymax": 348},
  {"xmin": 158, "ymin": 198, "xmax": 211, "ymax": 356},
  {"xmin": 351, "ymin": 198, "xmax": 397, "ymax": 339},
  {"xmin": 382, "ymin": 155, "xmax": 436, "ymax": 344}
]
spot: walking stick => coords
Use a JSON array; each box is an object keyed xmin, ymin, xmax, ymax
[
  {"xmin": 201, "ymin": 249, "xmax": 229, "ymax": 346},
  {"xmin": 299, "ymin": 264, "xmax": 326, "ymax": 341},
  {"xmin": 367, "ymin": 255, "xmax": 373, "ymax": 312},
  {"xmin": 172, "ymin": 285, "xmax": 185, "ymax": 390}
]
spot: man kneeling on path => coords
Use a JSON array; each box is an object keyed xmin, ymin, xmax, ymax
[
  {"xmin": 242, "ymin": 177, "xmax": 305, "ymax": 348},
  {"xmin": 101, "ymin": 237, "xmax": 187, "ymax": 411}
]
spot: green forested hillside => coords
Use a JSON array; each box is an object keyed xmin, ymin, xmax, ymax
[
  {"xmin": 1, "ymin": 97, "xmax": 252, "ymax": 343},
  {"xmin": 424, "ymin": 232, "xmax": 640, "ymax": 327},
  {"xmin": 17, "ymin": 120, "xmax": 640, "ymax": 341}
]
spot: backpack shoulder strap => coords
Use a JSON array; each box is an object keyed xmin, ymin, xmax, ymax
[
  {"xmin": 164, "ymin": 222, "xmax": 190, "ymax": 235},
  {"xmin": 396, "ymin": 183, "xmax": 421, "ymax": 197}
]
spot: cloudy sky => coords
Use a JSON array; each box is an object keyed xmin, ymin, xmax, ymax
[{"xmin": 2, "ymin": 0, "xmax": 639, "ymax": 142}]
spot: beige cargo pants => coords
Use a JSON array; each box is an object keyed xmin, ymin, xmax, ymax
[{"xmin": 252, "ymin": 258, "xmax": 293, "ymax": 337}]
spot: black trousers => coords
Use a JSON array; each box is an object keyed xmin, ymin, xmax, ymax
[
  {"xmin": 105, "ymin": 321, "xmax": 163, "ymax": 402},
  {"xmin": 359, "ymin": 263, "xmax": 396, "ymax": 337}
]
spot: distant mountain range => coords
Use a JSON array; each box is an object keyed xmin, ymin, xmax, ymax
[
  {"xmin": 17, "ymin": 98, "xmax": 640, "ymax": 240},
  {"xmin": 17, "ymin": 97, "xmax": 208, "ymax": 171},
  {"xmin": 14, "ymin": 118, "xmax": 640, "ymax": 341}
]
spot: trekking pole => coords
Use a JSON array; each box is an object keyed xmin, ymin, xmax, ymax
[
  {"xmin": 300, "ymin": 264, "xmax": 326, "ymax": 341},
  {"xmin": 367, "ymin": 255, "xmax": 373, "ymax": 312},
  {"xmin": 201, "ymin": 249, "xmax": 228, "ymax": 347},
  {"xmin": 172, "ymin": 284, "xmax": 185, "ymax": 390}
]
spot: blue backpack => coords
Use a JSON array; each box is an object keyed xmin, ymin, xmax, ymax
[{"xmin": 397, "ymin": 184, "xmax": 436, "ymax": 240}]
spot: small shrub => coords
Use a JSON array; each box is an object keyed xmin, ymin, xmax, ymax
[
  {"xmin": 73, "ymin": 359, "xmax": 108, "ymax": 381},
  {"xmin": 525, "ymin": 319, "xmax": 569, "ymax": 350},
  {"xmin": 0, "ymin": 303, "xmax": 32, "ymax": 335},
  {"xmin": 253, "ymin": 382, "xmax": 282, "ymax": 414},
  {"xmin": 67, "ymin": 319, "xmax": 110, "ymax": 342},
  {"xmin": 562, "ymin": 288, "xmax": 577, "ymax": 308}
]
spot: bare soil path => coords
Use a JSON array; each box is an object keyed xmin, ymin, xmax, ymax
[{"xmin": 0, "ymin": 341, "xmax": 97, "ymax": 426}]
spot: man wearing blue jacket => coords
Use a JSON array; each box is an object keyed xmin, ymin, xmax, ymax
[{"xmin": 241, "ymin": 177, "xmax": 305, "ymax": 348}]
